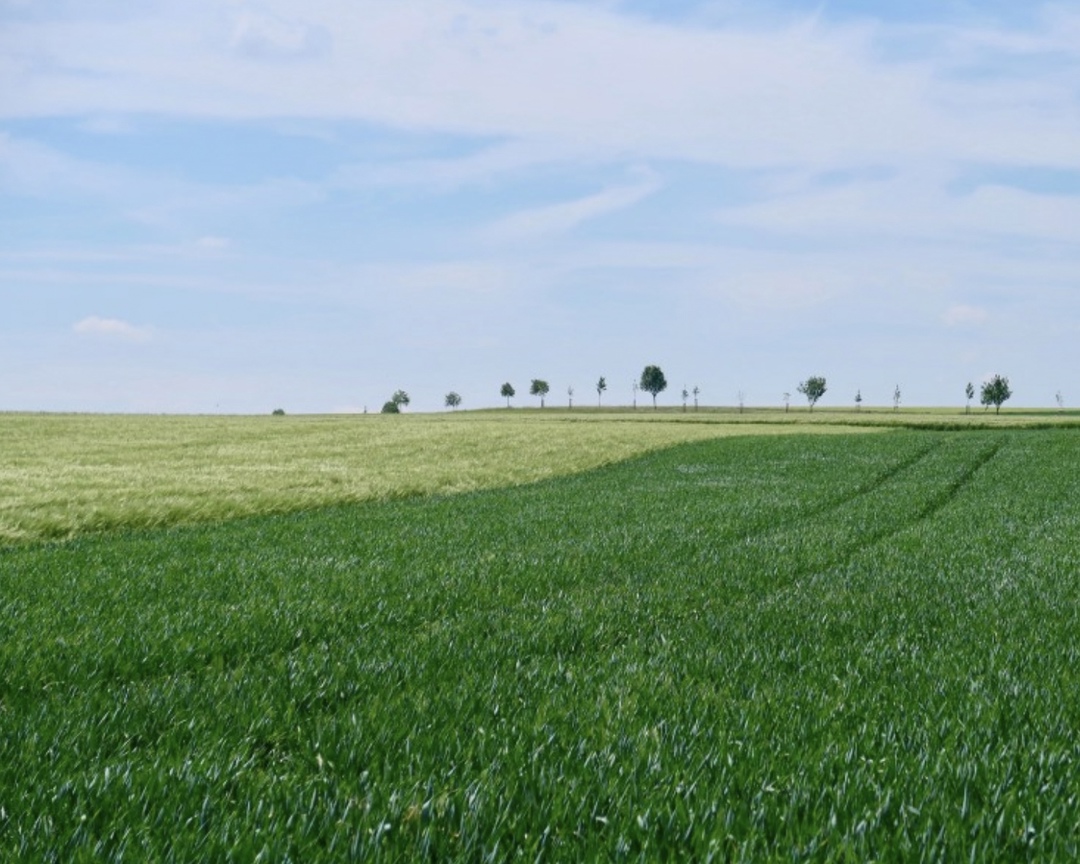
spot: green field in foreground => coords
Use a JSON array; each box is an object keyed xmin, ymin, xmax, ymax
[
  {"xmin": 3, "ymin": 427, "xmax": 1080, "ymax": 860},
  {"xmin": 1, "ymin": 408, "xmax": 1073, "ymax": 544}
]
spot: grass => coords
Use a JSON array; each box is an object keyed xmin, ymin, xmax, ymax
[
  {"xmin": 2, "ymin": 408, "xmax": 1074, "ymax": 545},
  {"xmin": 3, "ymin": 426, "xmax": 1080, "ymax": 860}
]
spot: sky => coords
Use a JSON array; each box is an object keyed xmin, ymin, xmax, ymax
[{"xmin": 2, "ymin": 0, "xmax": 1079, "ymax": 413}]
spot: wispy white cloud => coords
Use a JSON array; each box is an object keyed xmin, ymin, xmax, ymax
[
  {"xmin": 77, "ymin": 115, "xmax": 135, "ymax": 135},
  {"xmin": 195, "ymin": 236, "xmax": 231, "ymax": 251},
  {"xmin": 713, "ymin": 169, "xmax": 1080, "ymax": 248},
  {"xmin": 334, "ymin": 139, "xmax": 581, "ymax": 192},
  {"xmin": 0, "ymin": 131, "xmax": 126, "ymax": 197},
  {"xmin": 943, "ymin": 304, "xmax": 990, "ymax": 327},
  {"xmin": 73, "ymin": 316, "xmax": 153, "ymax": 342},
  {"xmin": 4, "ymin": 1, "xmax": 1078, "ymax": 171},
  {"xmin": 126, "ymin": 176, "xmax": 324, "ymax": 227},
  {"xmin": 0, "ymin": 130, "xmax": 317, "ymax": 231},
  {"xmin": 229, "ymin": 10, "xmax": 332, "ymax": 61},
  {"xmin": 483, "ymin": 171, "xmax": 662, "ymax": 242}
]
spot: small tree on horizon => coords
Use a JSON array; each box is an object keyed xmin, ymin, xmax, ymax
[
  {"xmin": 893, "ymin": 385, "xmax": 901, "ymax": 412},
  {"xmin": 797, "ymin": 376, "xmax": 827, "ymax": 412},
  {"xmin": 445, "ymin": 391, "xmax": 462, "ymax": 411},
  {"xmin": 981, "ymin": 374, "xmax": 1012, "ymax": 414},
  {"xmin": 1056, "ymin": 390, "xmax": 1064, "ymax": 412},
  {"xmin": 567, "ymin": 385, "xmax": 574, "ymax": 409},
  {"xmin": 632, "ymin": 380, "xmax": 639, "ymax": 409},
  {"xmin": 391, "ymin": 390, "xmax": 410, "ymax": 410},
  {"xmin": 530, "ymin": 379, "xmax": 550, "ymax": 408},
  {"xmin": 737, "ymin": 390, "xmax": 746, "ymax": 415},
  {"xmin": 681, "ymin": 387, "xmax": 689, "ymax": 412},
  {"xmin": 596, "ymin": 376, "xmax": 607, "ymax": 407},
  {"xmin": 855, "ymin": 389, "xmax": 862, "ymax": 411},
  {"xmin": 965, "ymin": 382, "xmax": 975, "ymax": 414},
  {"xmin": 783, "ymin": 392, "xmax": 791, "ymax": 413},
  {"xmin": 640, "ymin": 365, "xmax": 668, "ymax": 409},
  {"xmin": 693, "ymin": 386, "xmax": 700, "ymax": 411},
  {"xmin": 380, "ymin": 400, "xmax": 400, "ymax": 414},
  {"xmin": 501, "ymin": 382, "xmax": 515, "ymax": 408}
]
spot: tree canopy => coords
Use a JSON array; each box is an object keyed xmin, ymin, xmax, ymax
[
  {"xmin": 445, "ymin": 392, "xmax": 462, "ymax": 410},
  {"xmin": 797, "ymin": 376, "xmax": 827, "ymax": 411},
  {"xmin": 639, "ymin": 366, "xmax": 668, "ymax": 409},
  {"xmin": 529, "ymin": 379, "xmax": 550, "ymax": 408},
  {"xmin": 500, "ymin": 382, "xmax": 515, "ymax": 408},
  {"xmin": 980, "ymin": 375, "xmax": 1012, "ymax": 414}
]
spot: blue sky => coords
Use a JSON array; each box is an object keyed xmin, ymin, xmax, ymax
[{"xmin": 2, "ymin": 0, "xmax": 1079, "ymax": 412}]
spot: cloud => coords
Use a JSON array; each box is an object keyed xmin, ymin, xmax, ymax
[
  {"xmin": 943, "ymin": 304, "xmax": 989, "ymax": 327},
  {"xmin": 73, "ymin": 316, "xmax": 153, "ymax": 342},
  {"xmin": 334, "ymin": 139, "xmax": 581, "ymax": 192},
  {"xmin": 712, "ymin": 168, "xmax": 1080, "ymax": 251},
  {"xmin": 78, "ymin": 115, "xmax": 135, "ymax": 135},
  {"xmin": 4, "ymin": 1, "xmax": 1077, "ymax": 173},
  {"xmin": 0, "ymin": 132, "xmax": 126, "ymax": 197},
  {"xmin": 229, "ymin": 10, "xmax": 332, "ymax": 61},
  {"xmin": 484, "ymin": 171, "xmax": 662, "ymax": 242}
]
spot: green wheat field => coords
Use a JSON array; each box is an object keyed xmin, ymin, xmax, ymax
[{"xmin": 3, "ymin": 410, "xmax": 1080, "ymax": 860}]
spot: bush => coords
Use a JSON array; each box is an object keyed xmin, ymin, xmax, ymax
[
  {"xmin": 271, "ymin": 408, "xmax": 286, "ymax": 416},
  {"xmin": 381, "ymin": 401, "xmax": 400, "ymax": 414}
]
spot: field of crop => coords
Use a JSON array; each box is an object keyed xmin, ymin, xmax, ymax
[
  {"xmin": 4, "ymin": 422, "xmax": 1080, "ymax": 860},
  {"xmin": 0, "ymin": 411, "xmax": 882, "ymax": 544},
  {"xmin": 3, "ymin": 408, "xmax": 1072, "ymax": 545}
]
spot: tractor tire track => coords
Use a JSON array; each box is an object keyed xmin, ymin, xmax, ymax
[
  {"xmin": 732, "ymin": 435, "xmax": 1005, "ymax": 612},
  {"xmin": 729, "ymin": 436, "xmax": 944, "ymax": 550},
  {"xmin": 770, "ymin": 437, "xmax": 1005, "ymax": 596}
]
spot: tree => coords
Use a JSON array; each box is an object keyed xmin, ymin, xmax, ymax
[
  {"xmin": 530, "ymin": 379, "xmax": 550, "ymax": 408},
  {"xmin": 893, "ymin": 385, "xmax": 901, "ymax": 412},
  {"xmin": 1056, "ymin": 390, "xmax": 1064, "ymax": 413},
  {"xmin": 445, "ymin": 391, "xmax": 462, "ymax": 411},
  {"xmin": 382, "ymin": 390, "xmax": 409, "ymax": 414},
  {"xmin": 640, "ymin": 365, "xmax": 668, "ymax": 409},
  {"xmin": 965, "ymin": 382, "xmax": 975, "ymax": 414},
  {"xmin": 501, "ymin": 382, "xmax": 515, "ymax": 408},
  {"xmin": 681, "ymin": 387, "xmax": 689, "ymax": 412},
  {"xmin": 737, "ymin": 390, "xmax": 746, "ymax": 415},
  {"xmin": 567, "ymin": 385, "xmax": 574, "ymax": 409},
  {"xmin": 981, "ymin": 374, "xmax": 1012, "ymax": 414},
  {"xmin": 797, "ymin": 376, "xmax": 827, "ymax": 412},
  {"xmin": 783, "ymin": 392, "xmax": 791, "ymax": 413},
  {"xmin": 855, "ymin": 390, "xmax": 862, "ymax": 412},
  {"xmin": 693, "ymin": 386, "xmax": 700, "ymax": 411},
  {"xmin": 596, "ymin": 376, "xmax": 607, "ymax": 407},
  {"xmin": 632, "ymin": 381, "xmax": 639, "ymax": 409}
]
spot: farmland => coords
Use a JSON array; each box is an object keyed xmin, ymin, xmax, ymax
[
  {"xmin": 3, "ymin": 415, "xmax": 1080, "ymax": 859},
  {"xmin": 0, "ymin": 410, "xmax": 879, "ymax": 544},
  {"xmin": 0, "ymin": 408, "xmax": 1069, "ymax": 545}
]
